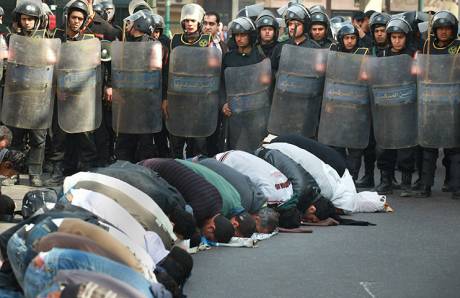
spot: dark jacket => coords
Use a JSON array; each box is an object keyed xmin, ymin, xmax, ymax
[
  {"xmin": 93, "ymin": 161, "xmax": 187, "ymax": 216},
  {"xmin": 271, "ymin": 134, "xmax": 348, "ymax": 177},
  {"xmin": 256, "ymin": 147, "xmax": 323, "ymax": 212},
  {"xmin": 199, "ymin": 158, "xmax": 267, "ymax": 214}
]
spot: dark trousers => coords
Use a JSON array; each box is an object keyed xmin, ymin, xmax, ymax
[
  {"xmin": 420, "ymin": 147, "xmax": 460, "ymax": 191},
  {"xmin": 170, "ymin": 135, "xmax": 207, "ymax": 159},
  {"xmin": 153, "ymin": 122, "xmax": 171, "ymax": 158},
  {"xmin": 376, "ymin": 147, "xmax": 415, "ymax": 174},
  {"xmin": 64, "ymin": 132, "xmax": 98, "ymax": 173},
  {"xmin": 46, "ymin": 104, "xmax": 66, "ymax": 165},
  {"xmin": 115, "ymin": 133, "xmax": 156, "ymax": 163},
  {"xmin": 9, "ymin": 128, "xmax": 47, "ymax": 175},
  {"xmin": 94, "ymin": 103, "xmax": 115, "ymax": 166}
]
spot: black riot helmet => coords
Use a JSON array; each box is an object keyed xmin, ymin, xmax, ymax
[
  {"xmin": 93, "ymin": 3, "xmax": 108, "ymax": 21},
  {"xmin": 255, "ymin": 9, "xmax": 279, "ymax": 41},
  {"xmin": 65, "ymin": 0, "xmax": 89, "ymax": 25},
  {"xmin": 284, "ymin": 3, "xmax": 311, "ymax": 32},
  {"xmin": 125, "ymin": 10, "xmax": 154, "ymax": 35},
  {"xmin": 101, "ymin": 0, "xmax": 116, "ymax": 22},
  {"xmin": 151, "ymin": 13, "xmax": 165, "ymax": 35},
  {"xmin": 309, "ymin": 5, "xmax": 326, "ymax": 14},
  {"xmin": 386, "ymin": 17, "xmax": 412, "ymax": 36},
  {"xmin": 369, "ymin": 12, "xmax": 391, "ymax": 32},
  {"xmin": 229, "ymin": 16, "xmax": 257, "ymax": 45},
  {"xmin": 432, "ymin": 10, "xmax": 458, "ymax": 37},
  {"xmin": 310, "ymin": 11, "xmax": 329, "ymax": 28},
  {"xmin": 14, "ymin": 1, "xmax": 42, "ymax": 30},
  {"xmin": 337, "ymin": 23, "xmax": 358, "ymax": 47}
]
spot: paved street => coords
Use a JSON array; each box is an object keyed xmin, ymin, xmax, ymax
[
  {"xmin": 185, "ymin": 171, "xmax": 460, "ymax": 298},
  {"xmin": 1, "ymin": 168, "xmax": 459, "ymax": 298}
]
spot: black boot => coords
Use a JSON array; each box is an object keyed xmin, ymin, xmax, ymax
[
  {"xmin": 356, "ymin": 171, "xmax": 375, "ymax": 188},
  {"xmin": 44, "ymin": 162, "xmax": 65, "ymax": 186},
  {"xmin": 412, "ymin": 185, "xmax": 431, "ymax": 198},
  {"xmin": 374, "ymin": 171, "xmax": 394, "ymax": 195},
  {"xmin": 399, "ymin": 172, "xmax": 413, "ymax": 197}
]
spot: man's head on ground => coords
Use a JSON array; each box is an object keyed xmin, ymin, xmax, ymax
[
  {"xmin": 169, "ymin": 206, "xmax": 197, "ymax": 240},
  {"xmin": 0, "ymin": 194, "xmax": 15, "ymax": 222},
  {"xmin": 201, "ymin": 214, "xmax": 234, "ymax": 243},
  {"xmin": 278, "ymin": 207, "xmax": 301, "ymax": 228},
  {"xmin": 303, "ymin": 197, "xmax": 336, "ymax": 223},
  {"xmin": 230, "ymin": 212, "xmax": 256, "ymax": 238},
  {"xmin": 22, "ymin": 189, "xmax": 58, "ymax": 219},
  {"xmin": 252, "ymin": 207, "xmax": 279, "ymax": 233}
]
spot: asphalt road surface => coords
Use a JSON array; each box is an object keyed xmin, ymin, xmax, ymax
[{"xmin": 185, "ymin": 170, "xmax": 460, "ymax": 298}]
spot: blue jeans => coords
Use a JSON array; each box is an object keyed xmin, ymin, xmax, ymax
[
  {"xmin": 24, "ymin": 248, "xmax": 165, "ymax": 298},
  {"xmin": 7, "ymin": 217, "xmax": 58, "ymax": 288}
]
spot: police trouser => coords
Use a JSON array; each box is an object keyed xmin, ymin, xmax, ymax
[
  {"xmin": 347, "ymin": 131, "xmax": 376, "ymax": 180},
  {"xmin": 420, "ymin": 147, "xmax": 460, "ymax": 191},
  {"xmin": 46, "ymin": 103, "xmax": 66, "ymax": 165},
  {"xmin": 94, "ymin": 102, "xmax": 115, "ymax": 166},
  {"xmin": 376, "ymin": 147, "xmax": 415, "ymax": 174},
  {"xmin": 153, "ymin": 121, "xmax": 171, "ymax": 158},
  {"xmin": 9, "ymin": 128, "xmax": 47, "ymax": 175},
  {"xmin": 115, "ymin": 133, "xmax": 156, "ymax": 163},
  {"xmin": 64, "ymin": 132, "xmax": 98, "ymax": 173},
  {"xmin": 170, "ymin": 135, "xmax": 207, "ymax": 159}
]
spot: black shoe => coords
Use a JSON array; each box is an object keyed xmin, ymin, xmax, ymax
[
  {"xmin": 374, "ymin": 171, "xmax": 394, "ymax": 195},
  {"xmin": 356, "ymin": 173, "xmax": 375, "ymax": 188},
  {"xmin": 412, "ymin": 185, "xmax": 431, "ymax": 198},
  {"xmin": 442, "ymin": 180, "xmax": 451, "ymax": 192},
  {"xmin": 452, "ymin": 191, "xmax": 460, "ymax": 200},
  {"xmin": 399, "ymin": 172, "xmax": 413, "ymax": 197}
]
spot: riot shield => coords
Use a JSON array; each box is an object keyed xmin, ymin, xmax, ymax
[
  {"xmin": 2, "ymin": 34, "xmax": 60, "ymax": 129},
  {"xmin": 367, "ymin": 55, "xmax": 417, "ymax": 149},
  {"xmin": 268, "ymin": 45, "xmax": 328, "ymax": 137},
  {"xmin": 111, "ymin": 40, "xmax": 163, "ymax": 134},
  {"xmin": 317, "ymin": 51, "xmax": 370, "ymax": 149},
  {"xmin": 167, "ymin": 46, "xmax": 221, "ymax": 137},
  {"xmin": 225, "ymin": 59, "xmax": 272, "ymax": 152},
  {"xmin": 417, "ymin": 54, "xmax": 460, "ymax": 148},
  {"xmin": 56, "ymin": 38, "xmax": 102, "ymax": 133}
]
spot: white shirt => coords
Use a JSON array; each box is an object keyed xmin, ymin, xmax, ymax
[
  {"xmin": 264, "ymin": 143, "xmax": 386, "ymax": 213},
  {"xmin": 215, "ymin": 150, "xmax": 293, "ymax": 205}
]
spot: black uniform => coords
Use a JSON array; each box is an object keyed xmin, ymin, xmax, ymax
[
  {"xmin": 114, "ymin": 34, "xmax": 163, "ymax": 163},
  {"xmin": 6, "ymin": 30, "xmax": 48, "ymax": 180},
  {"xmin": 168, "ymin": 32, "xmax": 212, "ymax": 159},
  {"xmin": 257, "ymin": 40, "xmax": 278, "ymax": 58},
  {"xmin": 417, "ymin": 38, "xmax": 460, "ymax": 195},
  {"xmin": 270, "ymin": 35, "xmax": 318, "ymax": 72},
  {"xmin": 52, "ymin": 30, "xmax": 99, "ymax": 175}
]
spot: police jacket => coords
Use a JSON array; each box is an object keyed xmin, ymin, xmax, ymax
[
  {"xmin": 271, "ymin": 34, "xmax": 318, "ymax": 71},
  {"xmin": 199, "ymin": 158, "xmax": 267, "ymax": 215},
  {"xmin": 255, "ymin": 147, "xmax": 324, "ymax": 212},
  {"xmin": 222, "ymin": 45, "xmax": 266, "ymax": 69},
  {"xmin": 422, "ymin": 38, "xmax": 460, "ymax": 55}
]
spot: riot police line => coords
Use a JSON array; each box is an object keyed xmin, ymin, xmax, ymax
[{"xmin": 2, "ymin": 37, "xmax": 458, "ymax": 150}]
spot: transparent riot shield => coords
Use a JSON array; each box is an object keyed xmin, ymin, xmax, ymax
[
  {"xmin": 56, "ymin": 38, "xmax": 102, "ymax": 133},
  {"xmin": 268, "ymin": 45, "xmax": 328, "ymax": 137},
  {"xmin": 2, "ymin": 34, "xmax": 60, "ymax": 129},
  {"xmin": 111, "ymin": 40, "xmax": 163, "ymax": 134},
  {"xmin": 368, "ymin": 55, "xmax": 417, "ymax": 149},
  {"xmin": 167, "ymin": 46, "xmax": 222, "ymax": 137},
  {"xmin": 317, "ymin": 51, "xmax": 370, "ymax": 149},
  {"xmin": 225, "ymin": 59, "xmax": 272, "ymax": 152},
  {"xmin": 417, "ymin": 54, "xmax": 460, "ymax": 148}
]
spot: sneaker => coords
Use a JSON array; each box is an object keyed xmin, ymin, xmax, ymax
[{"xmin": 1, "ymin": 176, "xmax": 18, "ymax": 186}]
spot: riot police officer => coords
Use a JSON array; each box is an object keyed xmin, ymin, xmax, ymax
[
  {"xmin": 165, "ymin": 3, "xmax": 213, "ymax": 158},
  {"xmin": 254, "ymin": 10, "xmax": 279, "ymax": 58},
  {"xmin": 222, "ymin": 17, "xmax": 272, "ymax": 151},
  {"xmin": 10, "ymin": 0, "xmax": 46, "ymax": 38},
  {"xmin": 309, "ymin": 10, "xmax": 334, "ymax": 48},
  {"xmin": 412, "ymin": 11, "xmax": 460, "ymax": 199},
  {"xmin": 271, "ymin": 3, "xmax": 316, "ymax": 72},
  {"xmin": 369, "ymin": 12, "xmax": 390, "ymax": 57},
  {"xmin": 373, "ymin": 18, "xmax": 417, "ymax": 195}
]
